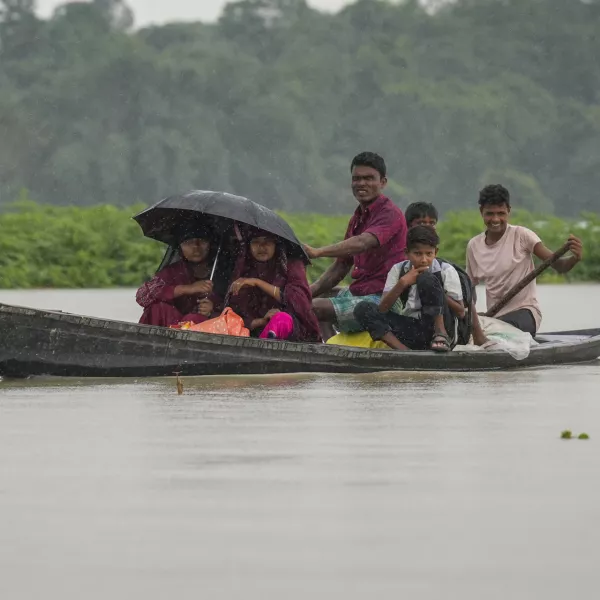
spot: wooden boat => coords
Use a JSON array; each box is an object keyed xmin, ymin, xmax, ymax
[{"xmin": 0, "ymin": 302, "xmax": 599, "ymax": 378}]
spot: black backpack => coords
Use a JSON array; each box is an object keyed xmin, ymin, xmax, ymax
[{"xmin": 399, "ymin": 258, "xmax": 474, "ymax": 346}]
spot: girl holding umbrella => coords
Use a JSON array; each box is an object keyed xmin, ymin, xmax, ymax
[{"xmin": 136, "ymin": 223, "xmax": 224, "ymax": 327}]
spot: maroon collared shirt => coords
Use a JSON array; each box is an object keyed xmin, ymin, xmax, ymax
[{"xmin": 342, "ymin": 195, "xmax": 407, "ymax": 296}]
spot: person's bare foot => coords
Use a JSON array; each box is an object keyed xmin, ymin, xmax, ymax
[
  {"xmin": 472, "ymin": 331, "xmax": 490, "ymax": 346},
  {"xmin": 481, "ymin": 339, "xmax": 502, "ymax": 351}
]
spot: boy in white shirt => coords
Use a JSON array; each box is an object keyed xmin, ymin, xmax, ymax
[{"xmin": 354, "ymin": 226, "xmax": 464, "ymax": 352}]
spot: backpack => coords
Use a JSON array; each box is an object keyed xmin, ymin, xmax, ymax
[{"xmin": 398, "ymin": 258, "xmax": 474, "ymax": 346}]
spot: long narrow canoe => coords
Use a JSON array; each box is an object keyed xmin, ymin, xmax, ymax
[{"xmin": 1, "ymin": 302, "xmax": 599, "ymax": 378}]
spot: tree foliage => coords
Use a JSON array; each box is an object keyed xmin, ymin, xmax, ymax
[{"xmin": 0, "ymin": 0, "xmax": 599, "ymax": 216}]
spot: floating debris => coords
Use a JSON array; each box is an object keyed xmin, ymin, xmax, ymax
[
  {"xmin": 560, "ymin": 430, "xmax": 590, "ymax": 440},
  {"xmin": 175, "ymin": 371, "xmax": 183, "ymax": 395}
]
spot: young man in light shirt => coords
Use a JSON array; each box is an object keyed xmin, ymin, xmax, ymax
[{"xmin": 466, "ymin": 184, "xmax": 583, "ymax": 335}]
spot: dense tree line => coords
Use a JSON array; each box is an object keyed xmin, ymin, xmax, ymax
[
  {"xmin": 1, "ymin": 0, "xmax": 600, "ymax": 216},
  {"xmin": 0, "ymin": 200, "xmax": 597, "ymax": 288}
]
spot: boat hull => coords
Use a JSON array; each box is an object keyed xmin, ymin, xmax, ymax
[{"xmin": 1, "ymin": 303, "xmax": 599, "ymax": 378}]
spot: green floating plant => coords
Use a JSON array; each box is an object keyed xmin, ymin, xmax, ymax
[{"xmin": 560, "ymin": 430, "xmax": 590, "ymax": 440}]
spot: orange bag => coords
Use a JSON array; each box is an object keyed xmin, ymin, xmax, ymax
[{"xmin": 186, "ymin": 307, "xmax": 250, "ymax": 337}]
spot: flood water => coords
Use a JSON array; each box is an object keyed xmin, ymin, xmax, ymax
[{"xmin": 1, "ymin": 287, "xmax": 599, "ymax": 599}]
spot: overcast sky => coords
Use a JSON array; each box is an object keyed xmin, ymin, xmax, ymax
[{"xmin": 36, "ymin": 0, "xmax": 352, "ymax": 25}]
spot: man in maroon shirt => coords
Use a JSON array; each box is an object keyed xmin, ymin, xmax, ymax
[{"xmin": 304, "ymin": 152, "xmax": 407, "ymax": 339}]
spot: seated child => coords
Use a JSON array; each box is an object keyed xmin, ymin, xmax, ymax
[
  {"xmin": 405, "ymin": 200, "xmax": 489, "ymax": 347},
  {"xmin": 137, "ymin": 224, "xmax": 221, "ymax": 327},
  {"xmin": 227, "ymin": 228, "xmax": 321, "ymax": 342},
  {"xmin": 353, "ymin": 225, "xmax": 464, "ymax": 352},
  {"xmin": 327, "ymin": 204, "xmax": 443, "ymax": 349},
  {"xmin": 405, "ymin": 202, "xmax": 439, "ymax": 229}
]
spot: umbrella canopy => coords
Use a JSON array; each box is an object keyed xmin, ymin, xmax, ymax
[{"xmin": 133, "ymin": 190, "xmax": 308, "ymax": 261}]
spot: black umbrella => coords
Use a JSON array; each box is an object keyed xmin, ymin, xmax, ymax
[{"xmin": 133, "ymin": 190, "xmax": 308, "ymax": 261}]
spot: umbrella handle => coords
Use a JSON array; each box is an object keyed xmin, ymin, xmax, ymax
[{"xmin": 210, "ymin": 241, "xmax": 222, "ymax": 281}]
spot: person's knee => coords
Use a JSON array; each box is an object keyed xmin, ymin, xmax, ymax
[
  {"xmin": 140, "ymin": 301, "xmax": 181, "ymax": 326},
  {"xmin": 353, "ymin": 300, "xmax": 376, "ymax": 324},
  {"xmin": 417, "ymin": 272, "xmax": 444, "ymax": 299},
  {"xmin": 312, "ymin": 298, "xmax": 334, "ymax": 321},
  {"xmin": 144, "ymin": 301, "xmax": 171, "ymax": 315},
  {"xmin": 416, "ymin": 271, "xmax": 437, "ymax": 288}
]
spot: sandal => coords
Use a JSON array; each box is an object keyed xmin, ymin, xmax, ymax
[{"xmin": 430, "ymin": 332, "xmax": 451, "ymax": 353}]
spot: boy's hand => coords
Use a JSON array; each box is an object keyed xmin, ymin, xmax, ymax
[
  {"xmin": 566, "ymin": 234, "xmax": 583, "ymax": 261},
  {"xmin": 264, "ymin": 309, "xmax": 280, "ymax": 320},
  {"xmin": 400, "ymin": 265, "xmax": 428, "ymax": 287}
]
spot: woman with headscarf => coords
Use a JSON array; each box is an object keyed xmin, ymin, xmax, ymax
[
  {"xmin": 227, "ymin": 228, "xmax": 321, "ymax": 343},
  {"xmin": 137, "ymin": 224, "xmax": 222, "ymax": 327}
]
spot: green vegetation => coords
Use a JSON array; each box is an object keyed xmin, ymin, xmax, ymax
[
  {"xmin": 1, "ymin": 0, "xmax": 600, "ymax": 217},
  {"xmin": 0, "ymin": 200, "xmax": 598, "ymax": 288},
  {"xmin": 561, "ymin": 430, "xmax": 591, "ymax": 440},
  {"xmin": 2, "ymin": 0, "xmax": 599, "ymax": 287},
  {"xmin": 0, "ymin": 198, "xmax": 160, "ymax": 288}
]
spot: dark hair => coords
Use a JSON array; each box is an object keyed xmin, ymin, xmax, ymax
[
  {"xmin": 405, "ymin": 202, "xmax": 439, "ymax": 226},
  {"xmin": 406, "ymin": 225, "xmax": 439, "ymax": 251},
  {"xmin": 177, "ymin": 223, "xmax": 213, "ymax": 245},
  {"xmin": 478, "ymin": 184, "xmax": 510, "ymax": 208},
  {"xmin": 350, "ymin": 151, "xmax": 386, "ymax": 179},
  {"xmin": 245, "ymin": 226, "xmax": 277, "ymax": 242}
]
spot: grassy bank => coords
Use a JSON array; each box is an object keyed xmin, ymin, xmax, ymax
[{"xmin": 0, "ymin": 201, "xmax": 598, "ymax": 288}]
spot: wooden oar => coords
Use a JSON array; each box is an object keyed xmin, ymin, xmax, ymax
[{"xmin": 485, "ymin": 242, "xmax": 570, "ymax": 318}]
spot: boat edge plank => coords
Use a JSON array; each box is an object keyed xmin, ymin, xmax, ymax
[{"xmin": 1, "ymin": 302, "xmax": 599, "ymax": 378}]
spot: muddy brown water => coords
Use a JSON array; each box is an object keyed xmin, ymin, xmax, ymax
[{"xmin": 1, "ymin": 287, "xmax": 599, "ymax": 599}]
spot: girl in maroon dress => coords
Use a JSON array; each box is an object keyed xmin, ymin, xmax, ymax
[
  {"xmin": 137, "ymin": 225, "xmax": 222, "ymax": 327},
  {"xmin": 227, "ymin": 229, "xmax": 321, "ymax": 342}
]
